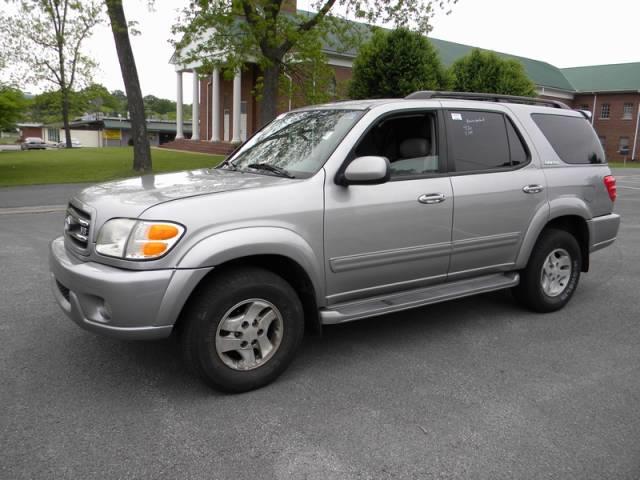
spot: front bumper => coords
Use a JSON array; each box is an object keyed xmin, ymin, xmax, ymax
[
  {"xmin": 49, "ymin": 237, "xmax": 211, "ymax": 340},
  {"xmin": 587, "ymin": 213, "xmax": 621, "ymax": 253}
]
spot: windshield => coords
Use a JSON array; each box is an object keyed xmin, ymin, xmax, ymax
[{"xmin": 226, "ymin": 109, "xmax": 364, "ymax": 178}]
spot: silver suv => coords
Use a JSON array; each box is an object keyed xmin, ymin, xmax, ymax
[{"xmin": 49, "ymin": 92, "xmax": 620, "ymax": 392}]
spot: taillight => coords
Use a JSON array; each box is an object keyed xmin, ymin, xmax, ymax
[{"xmin": 603, "ymin": 175, "xmax": 617, "ymax": 202}]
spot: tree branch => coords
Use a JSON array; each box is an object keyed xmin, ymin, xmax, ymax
[
  {"xmin": 42, "ymin": 59, "xmax": 62, "ymax": 85},
  {"xmin": 280, "ymin": 0, "xmax": 337, "ymax": 53}
]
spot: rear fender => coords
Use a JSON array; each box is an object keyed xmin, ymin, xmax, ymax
[{"xmin": 515, "ymin": 197, "xmax": 590, "ymax": 269}]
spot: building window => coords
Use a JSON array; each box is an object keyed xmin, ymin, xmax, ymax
[
  {"xmin": 47, "ymin": 128, "xmax": 60, "ymax": 143},
  {"xmin": 600, "ymin": 103, "xmax": 610, "ymax": 119},
  {"xmin": 623, "ymin": 103, "xmax": 633, "ymax": 120},
  {"xmin": 619, "ymin": 137, "xmax": 630, "ymax": 155},
  {"xmin": 599, "ymin": 136, "xmax": 606, "ymax": 149},
  {"xmin": 328, "ymin": 77, "xmax": 337, "ymax": 97}
]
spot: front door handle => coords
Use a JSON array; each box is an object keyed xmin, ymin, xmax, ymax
[
  {"xmin": 523, "ymin": 184, "xmax": 544, "ymax": 194},
  {"xmin": 418, "ymin": 193, "xmax": 446, "ymax": 204}
]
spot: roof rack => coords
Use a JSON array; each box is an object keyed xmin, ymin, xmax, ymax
[{"xmin": 405, "ymin": 91, "xmax": 571, "ymax": 110}]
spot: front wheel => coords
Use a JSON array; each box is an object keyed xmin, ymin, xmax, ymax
[
  {"xmin": 180, "ymin": 267, "xmax": 304, "ymax": 392},
  {"xmin": 513, "ymin": 228, "xmax": 582, "ymax": 313}
]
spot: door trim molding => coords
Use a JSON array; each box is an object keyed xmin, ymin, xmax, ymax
[{"xmin": 330, "ymin": 241, "xmax": 451, "ymax": 273}]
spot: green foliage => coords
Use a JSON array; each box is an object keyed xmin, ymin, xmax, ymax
[
  {"xmin": 82, "ymin": 84, "xmax": 122, "ymax": 114},
  {"xmin": 449, "ymin": 49, "xmax": 537, "ymax": 97},
  {"xmin": 0, "ymin": 86, "xmax": 27, "ymax": 130},
  {"xmin": 349, "ymin": 28, "xmax": 449, "ymax": 99},
  {"xmin": 27, "ymin": 90, "xmax": 82, "ymax": 123},
  {"xmin": 173, "ymin": 0, "xmax": 457, "ymax": 123},
  {"xmin": 143, "ymin": 95, "xmax": 175, "ymax": 117},
  {"xmin": 0, "ymin": 1, "xmax": 103, "ymax": 91}
]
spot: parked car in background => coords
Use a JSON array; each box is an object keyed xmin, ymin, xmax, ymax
[
  {"xmin": 20, "ymin": 137, "xmax": 47, "ymax": 150},
  {"xmin": 57, "ymin": 138, "xmax": 82, "ymax": 148}
]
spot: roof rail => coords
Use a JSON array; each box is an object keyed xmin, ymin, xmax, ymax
[{"xmin": 405, "ymin": 90, "xmax": 571, "ymax": 110}]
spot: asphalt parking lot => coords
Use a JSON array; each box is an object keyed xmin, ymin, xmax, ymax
[{"xmin": 1, "ymin": 171, "xmax": 639, "ymax": 479}]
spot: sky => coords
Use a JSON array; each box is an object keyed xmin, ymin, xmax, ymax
[{"xmin": 11, "ymin": 0, "xmax": 640, "ymax": 101}]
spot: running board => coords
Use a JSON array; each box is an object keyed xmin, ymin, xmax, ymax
[{"xmin": 320, "ymin": 272, "xmax": 519, "ymax": 325}]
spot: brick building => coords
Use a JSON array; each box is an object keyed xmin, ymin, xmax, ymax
[{"xmin": 169, "ymin": 7, "xmax": 639, "ymax": 162}]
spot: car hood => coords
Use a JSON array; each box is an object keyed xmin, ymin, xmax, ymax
[{"xmin": 72, "ymin": 168, "xmax": 293, "ymax": 228}]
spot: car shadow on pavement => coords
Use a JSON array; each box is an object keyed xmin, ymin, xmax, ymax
[{"xmin": 58, "ymin": 289, "xmax": 524, "ymax": 397}]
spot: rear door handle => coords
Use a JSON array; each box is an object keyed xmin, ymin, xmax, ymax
[
  {"xmin": 418, "ymin": 193, "xmax": 446, "ymax": 204},
  {"xmin": 523, "ymin": 184, "xmax": 544, "ymax": 194}
]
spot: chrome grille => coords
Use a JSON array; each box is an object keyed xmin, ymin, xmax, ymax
[{"xmin": 64, "ymin": 204, "xmax": 91, "ymax": 249}]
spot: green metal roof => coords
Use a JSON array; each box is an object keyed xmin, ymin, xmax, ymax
[
  {"xmin": 561, "ymin": 63, "xmax": 640, "ymax": 93},
  {"xmin": 98, "ymin": 119, "xmax": 192, "ymax": 133},
  {"xmin": 302, "ymin": 10, "xmax": 576, "ymax": 92}
]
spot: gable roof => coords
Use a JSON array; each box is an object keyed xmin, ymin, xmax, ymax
[{"xmin": 561, "ymin": 63, "xmax": 640, "ymax": 93}]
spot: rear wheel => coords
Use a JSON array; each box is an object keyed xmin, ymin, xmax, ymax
[
  {"xmin": 180, "ymin": 266, "xmax": 304, "ymax": 392},
  {"xmin": 513, "ymin": 228, "xmax": 582, "ymax": 313}
]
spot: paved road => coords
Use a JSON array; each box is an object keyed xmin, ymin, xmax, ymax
[
  {"xmin": 1, "ymin": 171, "xmax": 639, "ymax": 479},
  {"xmin": 0, "ymin": 183, "xmax": 91, "ymax": 208}
]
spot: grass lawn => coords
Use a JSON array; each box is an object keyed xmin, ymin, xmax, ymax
[
  {"xmin": 610, "ymin": 162, "xmax": 640, "ymax": 168},
  {"xmin": 0, "ymin": 147, "xmax": 224, "ymax": 187}
]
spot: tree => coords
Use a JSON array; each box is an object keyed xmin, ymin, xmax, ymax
[
  {"xmin": 28, "ymin": 89, "xmax": 83, "ymax": 123},
  {"xmin": 174, "ymin": 0, "xmax": 457, "ymax": 127},
  {"xmin": 81, "ymin": 83, "xmax": 122, "ymax": 115},
  {"xmin": 449, "ymin": 49, "xmax": 536, "ymax": 97},
  {"xmin": 348, "ymin": 28, "xmax": 448, "ymax": 99},
  {"xmin": 143, "ymin": 94, "xmax": 175, "ymax": 118},
  {"xmin": 0, "ymin": 0, "xmax": 103, "ymax": 147},
  {"xmin": 0, "ymin": 86, "xmax": 27, "ymax": 130},
  {"xmin": 105, "ymin": 0, "xmax": 151, "ymax": 172}
]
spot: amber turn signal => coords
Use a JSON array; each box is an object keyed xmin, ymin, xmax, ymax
[
  {"xmin": 147, "ymin": 224, "xmax": 180, "ymax": 240},
  {"xmin": 142, "ymin": 242, "xmax": 168, "ymax": 256}
]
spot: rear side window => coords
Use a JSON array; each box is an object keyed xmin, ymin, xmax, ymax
[
  {"xmin": 446, "ymin": 111, "xmax": 528, "ymax": 172},
  {"xmin": 531, "ymin": 114, "xmax": 606, "ymax": 164}
]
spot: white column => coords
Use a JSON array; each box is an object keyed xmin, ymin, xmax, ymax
[
  {"xmin": 210, "ymin": 68, "xmax": 221, "ymax": 142},
  {"xmin": 191, "ymin": 69, "xmax": 200, "ymax": 141},
  {"xmin": 231, "ymin": 69, "xmax": 241, "ymax": 143},
  {"xmin": 175, "ymin": 71, "xmax": 184, "ymax": 139},
  {"xmin": 632, "ymin": 102, "xmax": 640, "ymax": 161}
]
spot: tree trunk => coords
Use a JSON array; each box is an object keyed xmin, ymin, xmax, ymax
[
  {"xmin": 105, "ymin": 0, "xmax": 151, "ymax": 172},
  {"xmin": 61, "ymin": 87, "xmax": 72, "ymax": 148},
  {"xmin": 260, "ymin": 62, "xmax": 281, "ymax": 127}
]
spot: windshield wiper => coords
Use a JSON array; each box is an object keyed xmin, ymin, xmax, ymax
[
  {"xmin": 219, "ymin": 158, "xmax": 238, "ymax": 170},
  {"xmin": 246, "ymin": 163, "xmax": 295, "ymax": 178}
]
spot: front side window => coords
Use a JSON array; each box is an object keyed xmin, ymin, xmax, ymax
[
  {"xmin": 623, "ymin": 103, "xmax": 633, "ymax": 120},
  {"xmin": 532, "ymin": 113, "xmax": 606, "ymax": 164},
  {"xmin": 446, "ymin": 110, "xmax": 527, "ymax": 172},
  {"xmin": 353, "ymin": 111, "xmax": 440, "ymax": 178},
  {"xmin": 227, "ymin": 109, "xmax": 364, "ymax": 178},
  {"xmin": 600, "ymin": 103, "xmax": 610, "ymax": 119}
]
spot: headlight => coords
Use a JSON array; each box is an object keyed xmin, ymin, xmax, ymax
[{"xmin": 95, "ymin": 219, "xmax": 185, "ymax": 260}]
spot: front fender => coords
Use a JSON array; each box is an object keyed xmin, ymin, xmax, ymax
[
  {"xmin": 515, "ymin": 197, "xmax": 591, "ymax": 269},
  {"xmin": 176, "ymin": 227, "xmax": 325, "ymax": 302}
]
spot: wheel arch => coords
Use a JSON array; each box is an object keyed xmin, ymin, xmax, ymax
[
  {"xmin": 172, "ymin": 228, "xmax": 324, "ymax": 336},
  {"xmin": 517, "ymin": 202, "xmax": 591, "ymax": 273}
]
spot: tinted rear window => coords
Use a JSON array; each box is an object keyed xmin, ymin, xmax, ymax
[{"xmin": 531, "ymin": 114, "xmax": 606, "ymax": 164}]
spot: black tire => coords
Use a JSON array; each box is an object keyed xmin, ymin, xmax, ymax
[
  {"xmin": 180, "ymin": 266, "xmax": 304, "ymax": 393},
  {"xmin": 513, "ymin": 228, "xmax": 582, "ymax": 313}
]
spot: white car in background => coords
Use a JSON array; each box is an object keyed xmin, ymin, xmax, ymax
[
  {"xmin": 20, "ymin": 137, "xmax": 47, "ymax": 150},
  {"xmin": 57, "ymin": 138, "xmax": 82, "ymax": 148}
]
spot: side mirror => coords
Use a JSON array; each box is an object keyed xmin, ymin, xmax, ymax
[{"xmin": 341, "ymin": 156, "xmax": 390, "ymax": 185}]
